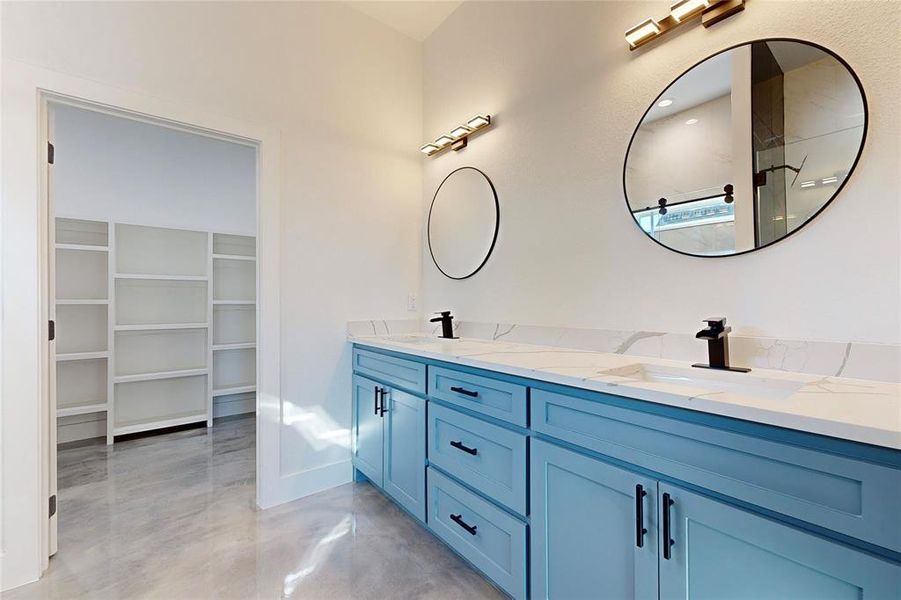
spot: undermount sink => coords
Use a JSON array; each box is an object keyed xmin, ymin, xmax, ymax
[
  {"xmin": 599, "ymin": 363, "xmax": 805, "ymax": 401},
  {"xmin": 389, "ymin": 335, "xmax": 450, "ymax": 344}
]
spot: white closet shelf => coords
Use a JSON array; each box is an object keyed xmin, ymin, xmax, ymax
[
  {"xmin": 212, "ymin": 342, "xmax": 256, "ymax": 351},
  {"xmin": 115, "ymin": 323, "xmax": 208, "ymax": 331},
  {"xmin": 212, "ymin": 384, "xmax": 256, "ymax": 397},
  {"xmin": 212, "ymin": 300, "xmax": 255, "ymax": 305},
  {"xmin": 115, "ymin": 273, "xmax": 208, "ymax": 281},
  {"xmin": 57, "ymin": 351, "xmax": 109, "ymax": 362},
  {"xmin": 113, "ymin": 368, "xmax": 208, "ymax": 384},
  {"xmin": 57, "ymin": 403, "xmax": 108, "ymax": 418},
  {"xmin": 56, "ymin": 243, "xmax": 109, "ymax": 252},
  {"xmin": 113, "ymin": 412, "xmax": 208, "ymax": 437},
  {"xmin": 213, "ymin": 253, "xmax": 256, "ymax": 262},
  {"xmin": 56, "ymin": 299, "xmax": 110, "ymax": 305}
]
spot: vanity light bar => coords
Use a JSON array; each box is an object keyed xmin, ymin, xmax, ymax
[
  {"xmin": 670, "ymin": 0, "xmax": 709, "ymax": 22},
  {"xmin": 625, "ymin": 0, "xmax": 744, "ymax": 51},
  {"xmin": 421, "ymin": 115, "xmax": 492, "ymax": 158}
]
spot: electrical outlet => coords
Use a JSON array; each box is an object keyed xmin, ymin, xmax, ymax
[{"xmin": 407, "ymin": 293, "xmax": 417, "ymax": 312}]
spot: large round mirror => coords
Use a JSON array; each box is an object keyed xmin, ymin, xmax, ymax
[
  {"xmin": 624, "ymin": 39, "xmax": 867, "ymax": 257},
  {"xmin": 428, "ymin": 167, "xmax": 499, "ymax": 279}
]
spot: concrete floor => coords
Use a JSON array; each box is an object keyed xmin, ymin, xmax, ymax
[{"xmin": 6, "ymin": 415, "xmax": 503, "ymax": 599}]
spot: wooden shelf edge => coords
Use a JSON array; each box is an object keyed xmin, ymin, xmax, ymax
[
  {"xmin": 212, "ymin": 343, "xmax": 256, "ymax": 351},
  {"xmin": 57, "ymin": 351, "xmax": 109, "ymax": 362},
  {"xmin": 115, "ymin": 323, "xmax": 209, "ymax": 331},
  {"xmin": 56, "ymin": 243, "xmax": 109, "ymax": 252},
  {"xmin": 113, "ymin": 413, "xmax": 208, "ymax": 436},
  {"xmin": 57, "ymin": 403, "xmax": 108, "ymax": 418},
  {"xmin": 115, "ymin": 273, "xmax": 208, "ymax": 281},
  {"xmin": 212, "ymin": 253, "xmax": 256, "ymax": 262},
  {"xmin": 114, "ymin": 368, "xmax": 208, "ymax": 384},
  {"xmin": 212, "ymin": 384, "xmax": 256, "ymax": 397}
]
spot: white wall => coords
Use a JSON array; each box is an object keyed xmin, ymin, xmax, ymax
[
  {"xmin": 53, "ymin": 104, "xmax": 256, "ymax": 234},
  {"xmin": 422, "ymin": 0, "xmax": 900, "ymax": 345},
  {"xmin": 2, "ymin": 1, "xmax": 422, "ymax": 589}
]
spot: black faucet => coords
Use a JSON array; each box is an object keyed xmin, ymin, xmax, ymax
[
  {"xmin": 692, "ymin": 318, "xmax": 750, "ymax": 373},
  {"xmin": 430, "ymin": 311, "xmax": 458, "ymax": 339}
]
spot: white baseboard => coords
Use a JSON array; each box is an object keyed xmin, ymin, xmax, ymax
[
  {"xmin": 213, "ymin": 393, "xmax": 255, "ymax": 418},
  {"xmin": 57, "ymin": 412, "xmax": 105, "ymax": 444},
  {"xmin": 258, "ymin": 459, "xmax": 353, "ymax": 509}
]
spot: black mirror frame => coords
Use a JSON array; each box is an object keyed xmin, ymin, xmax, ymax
[
  {"xmin": 622, "ymin": 37, "xmax": 868, "ymax": 259},
  {"xmin": 427, "ymin": 166, "xmax": 500, "ymax": 280}
]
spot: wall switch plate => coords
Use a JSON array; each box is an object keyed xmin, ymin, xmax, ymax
[{"xmin": 407, "ymin": 293, "xmax": 417, "ymax": 312}]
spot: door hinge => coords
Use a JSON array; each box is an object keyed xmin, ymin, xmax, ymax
[
  {"xmin": 48, "ymin": 142, "xmax": 55, "ymax": 165},
  {"xmin": 49, "ymin": 494, "xmax": 57, "ymax": 518},
  {"xmin": 49, "ymin": 320, "xmax": 55, "ymax": 341}
]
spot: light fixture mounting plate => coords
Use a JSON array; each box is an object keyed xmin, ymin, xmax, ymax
[{"xmin": 451, "ymin": 137, "xmax": 468, "ymax": 151}]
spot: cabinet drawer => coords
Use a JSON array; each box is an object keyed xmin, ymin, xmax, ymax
[
  {"xmin": 428, "ymin": 403, "xmax": 527, "ymax": 515},
  {"xmin": 532, "ymin": 388, "xmax": 901, "ymax": 553},
  {"xmin": 352, "ymin": 347, "xmax": 425, "ymax": 394},
  {"xmin": 429, "ymin": 366, "xmax": 527, "ymax": 426},
  {"xmin": 427, "ymin": 468, "xmax": 527, "ymax": 600}
]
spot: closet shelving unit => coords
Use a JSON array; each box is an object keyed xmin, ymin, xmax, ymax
[
  {"xmin": 54, "ymin": 218, "xmax": 257, "ymax": 444},
  {"xmin": 54, "ymin": 219, "xmax": 111, "ymax": 432},
  {"xmin": 210, "ymin": 234, "xmax": 257, "ymax": 418}
]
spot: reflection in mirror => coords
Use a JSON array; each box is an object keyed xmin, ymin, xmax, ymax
[
  {"xmin": 428, "ymin": 167, "xmax": 499, "ymax": 279},
  {"xmin": 624, "ymin": 39, "xmax": 866, "ymax": 257}
]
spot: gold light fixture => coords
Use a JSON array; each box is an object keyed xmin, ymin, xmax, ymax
[
  {"xmin": 670, "ymin": 0, "xmax": 709, "ymax": 22},
  {"xmin": 625, "ymin": 0, "xmax": 745, "ymax": 51},
  {"xmin": 421, "ymin": 115, "xmax": 492, "ymax": 157}
]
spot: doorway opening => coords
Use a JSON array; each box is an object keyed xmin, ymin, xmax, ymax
[{"xmin": 45, "ymin": 98, "xmax": 259, "ymax": 561}]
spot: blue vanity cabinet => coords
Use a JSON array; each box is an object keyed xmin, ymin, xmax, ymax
[
  {"xmin": 351, "ymin": 372, "xmax": 426, "ymax": 522},
  {"xmin": 531, "ymin": 438, "xmax": 659, "ymax": 600},
  {"xmin": 658, "ymin": 483, "xmax": 901, "ymax": 600},
  {"xmin": 382, "ymin": 387, "xmax": 426, "ymax": 522},
  {"xmin": 352, "ymin": 374, "xmax": 384, "ymax": 485}
]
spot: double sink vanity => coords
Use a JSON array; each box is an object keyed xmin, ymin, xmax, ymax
[{"xmin": 350, "ymin": 332, "xmax": 900, "ymax": 599}]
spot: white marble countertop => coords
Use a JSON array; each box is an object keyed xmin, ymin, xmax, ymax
[{"xmin": 349, "ymin": 333, "xmax": 901, "ymax": 450}]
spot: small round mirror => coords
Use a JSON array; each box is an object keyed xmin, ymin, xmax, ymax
[
  {"xmin": 624, "ymin": 39, "xmax": 867, "ymax": 257},
  {"xmin": 428, "ymin": 167, "xmax": 499, "ymax": 279}
]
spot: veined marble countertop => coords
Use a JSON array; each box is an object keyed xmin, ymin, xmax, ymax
[{"xmin": 349, "ymin": 333, "xmax": 901, "ymax": 450}]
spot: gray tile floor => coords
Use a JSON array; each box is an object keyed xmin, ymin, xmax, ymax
[{"xmin": 6, "ymin": 416, "xmax": 503, "ymax": 599}]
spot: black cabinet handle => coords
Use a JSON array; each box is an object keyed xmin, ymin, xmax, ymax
[
  {"xmin": 373, "ymin": 387, "xmax": 380, "ymax": 416},
  {"xmin": 450, "ymin": 440, "xmax": 478, "ymax": 456},
  {"xmin": 378, "ymin": 388, "xmax": 388, "ymax": 417},
  {"xmin": 662, "ymin": 492, "xmax": 674, "ymax": 560},
  {"xmin": 450, "ymin": 513, "xmax": 477, "ymax": 535},
  {"xmin": 635, "ymin": 484, "xmax": 648, "ymax": 548},
  {"xmin": 450, "ymin": 386, "xmax": 479, "ymax": 398}
]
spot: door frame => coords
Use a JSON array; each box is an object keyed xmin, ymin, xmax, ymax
[{"xmin": 1, "ymin": 59, "xmax": 282, "ymax": 591}]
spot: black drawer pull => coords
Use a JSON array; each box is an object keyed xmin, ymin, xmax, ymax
[
  {"xmin": 373, "ymin": 386, "xmax": 380, "ymax": 416},
  {"xmin": 662, "ymin": 492, "xmax": 674, "ymax": 560},
  {"xmin": 450, "ymin": 386, "xmax": 479, "ymax": 398},
  {"xmin": 450, "ymin": 440, "xmax": 478, "ymax": 456},
  {"xmin": 635, "ymin": 484, "xmax": 648, "ymax": 548},
  {"xmin": 450, "ymin": 513, "xmax": 477, "ymax": 535}
]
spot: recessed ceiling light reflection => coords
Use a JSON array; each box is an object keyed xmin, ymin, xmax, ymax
[
  {"xmin": 685, "ymin": 118, "xmax": 699, "ymax": 125},
  {"xmin": 658, "ymin": 99, "xmax": 674, "ymax": 107}
]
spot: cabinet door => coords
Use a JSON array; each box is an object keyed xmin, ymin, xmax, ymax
[
  {"xmin": 352, "ymin": 374, "xmax": 383, "ymax": 486},
  {"xmin": 382, "ymin": 387, "xmax": 426, "ymax": 522},
  {"xmin": 531, "ymin": 439, "xmax": 659, "ymax": 600},
  {"xmin": 659, "ymin": 483, "xmax": 901, "ymax": 600}
]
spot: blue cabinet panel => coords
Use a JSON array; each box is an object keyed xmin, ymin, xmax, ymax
[
  {"xmin": 429, "ymin": 365, "xmax": 527, "ymax": 426},
  {"xmin": 659, "ymin": 483, "xmax": 901, "ymax": 600},
  {"xmin": 352, "ymin": 374, "xmax": 383, "ymax": 486},
  {"xmin": 353, "ymin": 347, "xmax": 426, "ymax": 393},
  {"xmin": 532, "ymin": 388, "xmax": 901, "ymax": 553},
  {"xmin": 428, "ymin": 402, "xmax": 527, "ymax": 516},
  {"xmin": 427, "ymin": 468, "xmax": 527, "ymax": 599},
  {"xmin": 383, "ymin": 388, "xmax": 426, "ymax": 522},
  {"xmin": 531, "ymin": 439, "xmax": 659, "ymax": 600}
]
